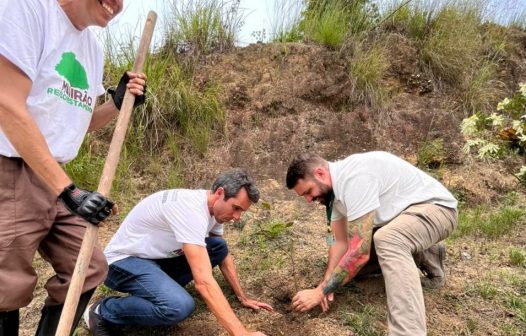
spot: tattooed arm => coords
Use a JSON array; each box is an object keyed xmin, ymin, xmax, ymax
[
  {"xmin": 321, "ymin": 211, "xmax": 375, "ymax": 295},
  {"xmin": 323, "ymin": 218, "xmax": 349, "ymax": 281},
  {"xmin": 292, "ymin": 212, "xmax": 375, "ymax": 312}
]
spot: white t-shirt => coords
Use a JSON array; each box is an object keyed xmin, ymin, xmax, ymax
[
  {"xmin": 104, "ymin": 189, "xmax": 224, "ymax": 265},
  {"xmin": 329, "ymin": 151, "xmax": 457, "ymax": 226},
  {"xmin": 0, "ymin": 0, "xmax": 105, "ymax": 163}
]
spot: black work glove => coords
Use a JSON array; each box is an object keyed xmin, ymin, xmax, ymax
[
  {"xmin": 58, "ymin": 184, "xmax": 114, "ymax": 225},
  {"xmin": 108, "ymin": 72, "xmax": 147, "ymax": 110}
]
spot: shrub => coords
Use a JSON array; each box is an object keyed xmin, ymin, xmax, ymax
[{"xmin": 461, "ymin": 83, "xmax": 526, "ymax": 180}]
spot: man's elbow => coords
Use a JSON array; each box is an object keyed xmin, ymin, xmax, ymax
[{"xmin": 194, "ymin": 273, "xmax": 215, "ymax": 293}]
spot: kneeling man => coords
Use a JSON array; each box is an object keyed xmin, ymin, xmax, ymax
[{"xmin": 85, "ymin": 169, "xmax": 272, "ymax": 335}]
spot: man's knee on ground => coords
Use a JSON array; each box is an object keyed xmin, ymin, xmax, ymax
[{"xmin": 153, "ymin": 291, "xmax": 195, "ymax": 325}]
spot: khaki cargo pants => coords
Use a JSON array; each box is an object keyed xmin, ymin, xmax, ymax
[
  {"xmin": 0, "ymin": 157, "xmax": 108, "ymax": 311},
  {"xmin": 374, "ymin": 203, "xmax": 457, "ymax": 336}
]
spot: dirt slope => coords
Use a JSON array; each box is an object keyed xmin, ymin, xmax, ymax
[
  {"xmin": 194, "ymin": 33, "xmax": 525, "ymax": 203},
  {"xmin": 20, "ymin": 32, "xmax": 526, "ymax": 335}
]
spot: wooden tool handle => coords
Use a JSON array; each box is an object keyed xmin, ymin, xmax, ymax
[{"xmin": 55, "ymin": 11, "xmax": 157, "ymax": 336}]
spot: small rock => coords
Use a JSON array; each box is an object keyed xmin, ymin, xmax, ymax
[{"xmin": 461, "ymin": 251, "xmax": 472, "ymax": 260}]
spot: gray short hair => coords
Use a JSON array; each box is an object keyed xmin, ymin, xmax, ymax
[{"xmin": 211, "ymin": 169, "xmax": 259, "ymax": 203}]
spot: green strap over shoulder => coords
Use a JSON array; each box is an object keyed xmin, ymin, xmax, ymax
[{"xmin": 325, "ymin": 191, "xmax": 335, "ymax": 246}]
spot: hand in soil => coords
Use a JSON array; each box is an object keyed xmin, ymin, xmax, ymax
[
  {"xmin": 320, "ymin": 292, "xmax": 334, "ymax": 312},
  {"xmin": 291, "ymin": 288, "xmax": 325, "ymax": 312},
  {"xmin": 240, "ymin": 297, "xmax": 274, "ymax": 312}
]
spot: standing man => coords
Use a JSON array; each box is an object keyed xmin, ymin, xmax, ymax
[
  {"xmin": 0, "ymin": 0, "xmax": 147, "ymax": 335},
  {"xmin": 85, "ymin": 169, "xmax": 272, "ymax": 336},
  {"xmin": 286, "ymin": 151, "xmax": 457, "ymax": 336}
]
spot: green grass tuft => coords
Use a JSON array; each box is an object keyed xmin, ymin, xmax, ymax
[
  {"xmin": 417, "ymin": 138, "xmax": 445, "ymax": 169},
  {"xmin": 342, "ymin": 304, "xmax": 384, "ymax": 336},
  {"xmin": 348, "ymin": 39, "xmax": 389, "ymax": 108},
  {"xmin": 165, "ymin": 0, "xmax": 245, "ymax": 56},
  {"xmin": 420, "ymin": 6, "xmax": 482, "ymax": 86},
  {"xmin": 303, "ymin": 0, "xmax": 351, "ymax": 48},
  {"xmin": 509, "ymin": 247, "xmax": 526, "ymax": 267},
  {"xmin": 449, "ymin": 204, "xmax": 524, "ymax": 239},
  {"xmin": 478, "ymin": 282, "xmax": 498, "ymax": 300},
  {"xmin": 64, "ymin": 135, "xmax": 105, "ymax": 191}
]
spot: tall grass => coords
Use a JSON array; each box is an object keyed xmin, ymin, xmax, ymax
[
  {"xmin": 462, "ymin": 61, "xmax": 500, "ymax": 115},
  {"xmin": 348, "ymin": 39, "xmax": 389, "ymax": 108},
  {"xmin": 165, "ymin": 0, "xmax": 245, "ymax": 56},
  {"xmin": 380, "ymin": 0, "xmax": 518, "ymax": 115},
  {"xmin": 419, "ymin": 5, "xmax": 482, "ymax": 86},
  {"xmin": 303, "ymin": 0, "xmax": 351, "ymax": 48},
  {"xmin": 68, "ymin": 0, "xmax": 232, "ymax": 199},
  {"xmin": 270, "ymin": 0, "xmax": 304, "ymax": 43}
]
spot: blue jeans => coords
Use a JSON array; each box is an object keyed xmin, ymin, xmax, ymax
[{"xmin": 98, "ymin": 237, "xmax": 229, "ymax": 326}]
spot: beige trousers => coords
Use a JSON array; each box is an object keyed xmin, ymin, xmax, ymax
[{"xmin": 374, "ymin": 203, "xmax": 457, "ymax": 336}]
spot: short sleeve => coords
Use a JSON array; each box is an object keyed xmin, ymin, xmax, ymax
[
  {"xmin": 0, "ymin": 0, "xmax": 44, "ymax": 81},
  {"xmin": 162, "ymin": 203, "xmax": 208, "ymax": 246},
  {"xmin": 340, "ymin": 174, "xmax": 381, "ymax": 222}
]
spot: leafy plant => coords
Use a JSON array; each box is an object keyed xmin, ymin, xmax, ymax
[{"xmin": 461, "ymin": 83, "xmax": 526, "ymax": 179}]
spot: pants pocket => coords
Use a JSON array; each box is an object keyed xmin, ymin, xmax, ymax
[{"xmin": 0, "ymin": 158, "xmax": 17, "ymax": 248}]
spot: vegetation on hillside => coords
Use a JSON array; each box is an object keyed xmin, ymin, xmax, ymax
[
  {"xmin": 57, "ymin": 2, "xmax": 526, "ymax": 334},
  {"xmin": 72, "ymin": 0, "xmax": 526, "ymax": 198}
]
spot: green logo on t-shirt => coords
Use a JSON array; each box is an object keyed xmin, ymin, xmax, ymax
[
  {"xmin": 55, "ymin": 52, "xmax": 89, "ymax": 89},
  {"xmin": 47, "ymin": 51, "xmax": 93, "ymax": 112}
]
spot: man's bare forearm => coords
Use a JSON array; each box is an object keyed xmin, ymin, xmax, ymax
[
  {"xmin": 194, "ymin": 275, "xmax": 247, "ymax": 335},
  {"xmin": 0, "ymin": 56, "xmax": 71, "ymax": 195},
  {"xmin": 321, "ymin": 241, "xmax": 348, "ymax": 284},
  {"xmin": 88, "ymin": 100, "xmax": 119, "ymax": 131},
  {"xmin": 219, "ymin": 254, "xmax": 248, "ymax": 301},
  {"xmin": 322, "ymin": 212, "xmax": 375, "ymax": 294}
]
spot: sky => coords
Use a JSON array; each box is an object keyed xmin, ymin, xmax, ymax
[
  {"xmin": 94, "ymin": 0, "xmax": 280, "ymax": 48},
  {"xmin": 94, "ymin": 0, "xmax": 526, "ymax": 50}
]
